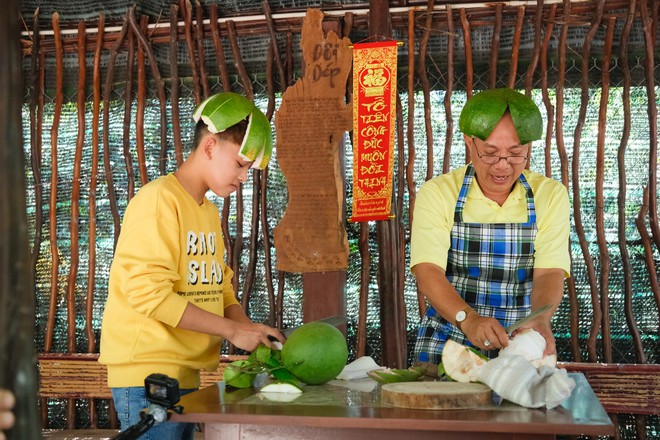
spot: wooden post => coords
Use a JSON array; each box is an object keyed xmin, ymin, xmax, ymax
[
  {"xmin": 299, "ymin": 18, "xmax": 348, "ymax": 326},
  {"xmin": 369, "ymin": 0, "xmax": 408, "ymax": 368},
  {"xmin": 0, "ymin": 0, "xmax": 40, "ymax": 437}
]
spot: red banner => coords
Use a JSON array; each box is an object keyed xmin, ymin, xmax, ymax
[{"xmin": 350, "ymin": 41, "xmax": 398, "ymax": 222}]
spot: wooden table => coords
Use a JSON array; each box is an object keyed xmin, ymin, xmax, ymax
[{"xmin": 170, "ymin": 373, "xmax": 614, "ymax": 440}]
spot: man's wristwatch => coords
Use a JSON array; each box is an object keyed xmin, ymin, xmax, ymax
[{"xmin": 455, "ymin": 307, "xmax": 473, "ymax": 332}]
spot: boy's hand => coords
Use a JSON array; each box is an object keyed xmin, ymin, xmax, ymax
[{"xmin": 227, "ymin": 322, "xmax": 285, "ymax": 352}]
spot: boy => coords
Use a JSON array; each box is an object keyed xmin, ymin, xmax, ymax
[{"xmin": 99, "ymin": 92, "xmax": 284, "ymax": 439}]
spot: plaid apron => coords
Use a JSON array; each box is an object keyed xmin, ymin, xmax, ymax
[{"xmin": 414, "ymin": 164, "xmax": 537, "ymax": 364}]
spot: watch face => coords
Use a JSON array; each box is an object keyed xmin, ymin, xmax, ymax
[{"xmin": 456, "ymin": 310, "xmax": 467, "ymax": 322}]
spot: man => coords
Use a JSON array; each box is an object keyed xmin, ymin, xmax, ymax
[{"xmin": 411, "ymin": 88, "xmax": 570, "ymax": 365}]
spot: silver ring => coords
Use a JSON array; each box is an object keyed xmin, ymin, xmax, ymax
[{"xmin": 484, "ymin": 339, "xmax": 491, "ymax": 347}]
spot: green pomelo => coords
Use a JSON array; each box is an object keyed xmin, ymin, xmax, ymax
[
  {"xmin": 458, "ymin": 88, "xmax": 542, "ymax": 145},
  {"xmin": 281, "ymin": 322, "xmax": 348, "ymax": 385}
]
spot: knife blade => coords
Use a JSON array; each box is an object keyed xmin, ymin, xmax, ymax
[
  {"xmin": 282, "ymin": 315, "xmax": 347, "ymax": 337},
  {"xmin": 505, "ymin": 304, "xmax": 552, "ymax": 334}
]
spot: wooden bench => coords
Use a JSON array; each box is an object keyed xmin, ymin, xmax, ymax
[
  {"xmin": 559, "ymin": 362, "xmax": 660, "ymax": 415},
  {"xmin": 38, "ymin": 353, "xmax": 247, "ymax": 433}
]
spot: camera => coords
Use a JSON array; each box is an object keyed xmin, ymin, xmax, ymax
[{"xmin": 144, "ymin": 373, "xmax": 183, "ymax": 413}]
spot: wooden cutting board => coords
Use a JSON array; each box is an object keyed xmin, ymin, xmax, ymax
[{"xmin": 381, "ymin": 381, "xmax": 492, "ymax": 410}]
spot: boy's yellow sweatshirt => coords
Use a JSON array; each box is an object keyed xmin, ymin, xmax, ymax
[{"xmin": 98, "ymin": 174, "xmax": 239, "ymax": 389}]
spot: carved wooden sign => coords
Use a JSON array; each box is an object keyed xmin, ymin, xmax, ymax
[{"xmin": 273, "ymin": 9, "xmax": 352, "ymax": 273}]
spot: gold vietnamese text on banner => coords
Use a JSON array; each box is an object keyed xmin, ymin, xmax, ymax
[{"xmin": 350, "ymin": 40, "xmax": 398, "ymax": 222}]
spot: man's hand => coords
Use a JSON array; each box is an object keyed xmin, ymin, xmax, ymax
[{"xmin": 462, "ymin": 313, "xmax": 509, "ymax": 350}]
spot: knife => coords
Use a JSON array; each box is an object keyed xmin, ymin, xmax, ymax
[
  {"xmin": 282, "ymin": 315, "xmax": 347, "ymax": 337},
  {"xmin": 505, "ymin": 304, "xmax": 552, "ymax": 334}
]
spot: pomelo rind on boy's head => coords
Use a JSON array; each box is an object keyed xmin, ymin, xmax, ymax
[
  {"xmin": 458, "ymin": 88, "xmax": 543, "ymax": 145},
  {"xmin": 193, "ymin": 92, "xmax": 273, "ymax": 169}
]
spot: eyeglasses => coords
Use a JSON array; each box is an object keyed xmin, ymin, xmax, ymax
[{"xmin": 471, "ymin": 137, "xmax": 528, "ymax": 165}]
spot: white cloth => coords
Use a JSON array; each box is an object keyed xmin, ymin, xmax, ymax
[
  {"xmin": 335, "ymin": 356, "xmax": 382, "ymax": 380},
  {"xmin": 476, "ymin": 354, "xmax": 575, "ymax": 409}
]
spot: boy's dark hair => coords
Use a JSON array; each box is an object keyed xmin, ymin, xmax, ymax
[{"xmin": 192, "ymin": 118, "xmax": 249, "ymax": 151}]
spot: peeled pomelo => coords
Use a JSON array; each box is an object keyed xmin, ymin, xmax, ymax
[
  {"xmin": 281, "ymin": 322, "xmax": 348, "ymax": 385},
  {"xmin": 498, "ymin": 329, "xmax": 557, "ymax": 368},
  {"xmin": 441, "ymin": 339, "xmax": 487, "ymax": 383},
  {"xmin": 458, "ymin": 88, "xmax": 542, "ymax": 145}
]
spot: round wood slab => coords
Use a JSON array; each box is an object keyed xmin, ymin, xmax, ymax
[{"xmin": 381, "ymin": 381, "xmax": 492, "ymax": 410}]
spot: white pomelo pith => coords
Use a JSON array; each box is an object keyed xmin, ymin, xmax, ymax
[
  {"xmin": 441, "ymin": 339, "xmax": 487, "ymax": 383},
  {"xmin": 260, "ymin": 382, "xmax": 303, "ymax": 394}
]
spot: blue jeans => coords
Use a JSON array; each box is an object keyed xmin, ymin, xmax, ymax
[{"xmin": 112, "ymin": 387, "xmax": 196, "ymax": 440}]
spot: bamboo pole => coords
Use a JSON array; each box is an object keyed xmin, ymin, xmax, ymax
[
  {"xmin": 101, "ymin": 15, "xmax": 128, "ymax": 249},
  {"xmin": 210, "ymin": 4, "xmax": 232, "ymax": 93},
  {"xmin": 226, "ymin": 19, "xmax": 250, "ymax": 299},
  {"xmin": 639, "ymin": 0, "xmax": 660, "ymax": 253},
  {"xmin": 263, "ymin": 0, "xmax": 287, "ymax": 90},
  {"xmin": 555, "ymin": 0, "xmax": 580, "ymax": 362},
  {"xmin": 285, "ymin": 31, "xmax": 293, "ymax": 86},
  {"xmin": 616, "ymin": 0, "xmax": 646, "ymax": 364},
  {"xmin": 594, "ymin": 15, "xmax": 615, "ymax": 362},
  {"xmin": 459, "ymin": 8, "xmax": 473, "ymax": 163},
  {"xmin": 170, "ymin": 3, "xmax": 183, "ymax": 167},
  {"xmin": 182, "ymin": 0, "xmax": 201, "ymax": 104},
  {"xmin": 45, "ymin": 12, "xmax": 63, "ymax": 355},
  {"xmin": 418, "ymin": 0, "xmax": 434, "ymax": 181},
  {"xmin": 135, "ymin": 15, "xmax": 148, "ymax": 187},
  {"xmin": 572, "ymin": 0, "xmax": 605, "ymax": 362},
  {"xmin": 123, "ymin": 28, "xmax": 136, "ymax": 201},
  {"xmin": 29, "ymin": 9, "xmax": 43, "ymax": 277},
  {"xmin": 396, "ymin": 95, "xmax": 406, "ymax": 301},
  {"xmin": 356, "ymin": 219, "xmax": 370, "ymax": 358},
  {"xmin": 86, "ymin": 13, "xmax": 104, "ymax": 357},
  {"xmin": 406, "ymin": 8, "xmax": 424, "ymax": 319},
  {"xmin": 226, "ymin": 20, "xmax": 254, "ymax": 99},
  {"xmin": 87, "ymin": 17, "xmax": 103, "ymax": 427},
  {"xmin": 128, "ymin": 7, "xmax": 169, "ymax": 176},
  {"xmin": 507, "ymin": 5, "xmax": 525, "ymax": 89},
  {"xmin": 209, "ymin": 4, "xmax": 234, "ymax": 270},
  {"xmin": 442, "ymin": 6, "xmax": 454, "ymax": 175},
  {"xmin": 524, "ymin": 0, "xmax": 544, "ymax": 94},
  {"xmin": 459, "ymin": 8, "xmax": 473, "ymax": 99},
  {"xmin": 67, "ymin": 20, "xmax": 85, "ymax": 355},
  {"xmin": 540, "ymin": 4, "xmax": 555, "ymax": 178},
  {"xmin": 241, "ymin": 170, "xmax": 260, "ymax": 316},
  {"xmin": 488, "ymin": 3, "xmax": 502, "ymax": 88},
  {"xmin": 262, "ymin": 40, "xmax": 276, "ymax": 326},
  {"xmin": 194, "ymin": 0, "xmax": 211, "ymax": 98}
]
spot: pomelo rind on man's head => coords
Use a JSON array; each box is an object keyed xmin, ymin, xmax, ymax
[
  {"xmin": 240, "ymin": 109, "xmax": 273, "ymax": 169},
  {"xmin": 458, "ymin": 88, "xmax": 543, "ymax": 145},
  {"xmin": 281, "ymin": 321, "xmax": 348, "ymax": 385}
]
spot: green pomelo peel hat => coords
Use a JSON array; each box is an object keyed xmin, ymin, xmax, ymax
[
  {"xmin": 458, "ymin": 88, "xmax": 543, "ymax": 145},
  {"xmin": 193, "ymin": 92, "xmax": 273, "ymax": 169}
]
